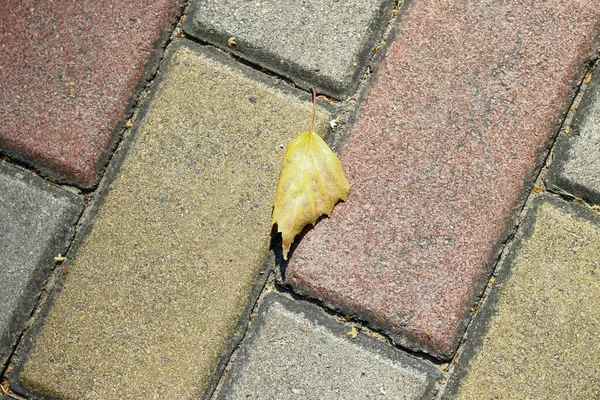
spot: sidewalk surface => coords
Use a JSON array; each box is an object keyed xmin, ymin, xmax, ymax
[{"xmin": 1, "ymin": 0, "xmax": 599, "ymax": 399}]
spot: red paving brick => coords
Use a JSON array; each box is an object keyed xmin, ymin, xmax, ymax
[
  {"xmin": 283, "ymin": 0, "xmax": 600, "ymax": 359},
  {"xmin": 0, "ymin": 0, "xmax": 181, "ymax": 187}
]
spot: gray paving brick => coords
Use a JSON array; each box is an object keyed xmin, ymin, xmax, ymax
[
  {"xmin": 183, "ymin": 0, "xmax": 394, "ymax": 99},
  {"xmin": 216, "ymin": 293, "xmax": 441, "ymax": 400},
  {"xmin": 0, "ymin": 162, "xmax": 83, "ymax": 369},
  {"xmin": 547, "ymin": 69, "xmax": 600, "ymax": 205}
]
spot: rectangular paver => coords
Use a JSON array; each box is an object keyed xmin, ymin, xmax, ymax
[
  {"xmin": 216, "ymin": 293, "xmax": 441, "ymax": 400},
  {"xmin": 183, "ymin": 0, "xmax": 394, "ymax": 99},
  {"xmin": 446, "ymin": 196, "xmax": 600, "ymax": 399},
  {"xmin": 0, "ymin": 162, "xmax": 83, "ymax": 370},
  {"xmin": 547, "ymin": 68, "xmax": 600, "ymax": 205},
  {"xmin": 0, "ymin": 0, "xmax": 182, "ymax": 188},
  {"xmin": 9, "ymin": 40, "xmax": 331, "ymax": 400},
  {"xmin": 281, "ymin": 0, "xmax": 600, "ymax": 359}
]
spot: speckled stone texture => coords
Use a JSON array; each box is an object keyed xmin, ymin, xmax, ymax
[
  {"xmin": 448, "ymin": 197, "xmax": 600, "ymax": 399},
  {"xmin": 13, "ymin": 41, "xmax": 330, "ymax": 400},
  {"xmin": 0, "ymin": 0, "xmax": 182, "ymax": 188},
  {"xmin": 0, "ymin": 162, "xmax": 82, "ymax": 370},
  {"xmin": 282, "ymin": 0, "xmax": 600, "ymax": 359},
  {"xmin": 547, "ymin": 68, "xmax": 600, "ymax": 205},
  {"xmin": 183, "ymin": 0, "xmax": 393, "ymax": 99},
  {"xmin": 216, "ymin": 293, "xmax": 441, "ymax": 400}
]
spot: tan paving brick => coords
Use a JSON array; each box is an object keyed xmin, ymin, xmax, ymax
[
  {"xmin": 13, "ymin": 40, "xmax": 330, "ymax": 400},
  {"xmin": 450, "ymin": 196, "xmax": 600, "ymax": 399}
]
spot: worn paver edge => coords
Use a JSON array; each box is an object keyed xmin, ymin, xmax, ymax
[
  {"xmin": 440, "ymin": 194, "xmax": 600, "ymax": 399},
  {"xmin": 0, "ymin": 162, "xmax": 84, "ymax": 377},
  {"xmin": 214, "ymin": 291, "xmax": 443, "ymax": 400},
  {"xmin": 546, "ymin": 62, "xmax": 600, "ymax": 206},
  {"xmin": 5, "ymin": 38, "xmax": 335, "ymax": 400},
  {"xmin": 0, "ymin": 0, "xmax": 186, "ymax": 190},
  {"xmin": 181, "ymin": 0, "xmax": 396, "ymax": 100}
]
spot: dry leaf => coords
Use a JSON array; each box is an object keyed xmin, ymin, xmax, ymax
[
  {"xmin": 272, "ymin": 89, "xmax": 349, "ymax": 259},
  {"xmin": 347, "ymin": 326, "xmax": 359, "ymax": 339},
  {"xmin": 531, "ymin": 185, "xmax": 544, "ymax": 194}
]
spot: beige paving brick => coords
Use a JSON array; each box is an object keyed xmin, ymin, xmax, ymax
[
  {"xmin": 14, "ymin": 40, "xmax": 330, "ymax": 400},
  {"xmin": 452, "ymin": 196, "xmax": 600, "ymax": 399}
]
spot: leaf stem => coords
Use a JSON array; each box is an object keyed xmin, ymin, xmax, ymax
[{"xmin": 310, "ymin": 87, "xmax": 316, "ymax": 135}]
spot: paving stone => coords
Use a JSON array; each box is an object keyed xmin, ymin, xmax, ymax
[
  {"xmin": 0, "ymin": 162, "xmax": 83, "ymax": 370},
  {"xmin": 0, "ymin": 0, "xmax": 182, "ymax": 188},
  {"xmin": 446, "ymin": 196, "xmax": 600, "ymax": 399},
  {"xmin": 183, "ymin": 0, "xmax": 393, "ymax": 99},
  {"xmin": 216, "ymin": 293, "xmax": 441, "ymax": 400},
  {"xmin": 281, "ymin": 0, "xmax": 600, "ymax": 359},
  {"xmin": 547, "ymin": 68, "xmax": 600, "ymax": 205},
  {"xmin": 12, "ymin": 40, "xmax": 331, "ymax": 400}
]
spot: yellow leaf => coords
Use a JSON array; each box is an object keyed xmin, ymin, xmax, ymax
[
  {"xmin": 347, "ymin": 326, "xmax": 359, "ymax": 339},
  {"xmin": 272, "ymin": 89, "xmax": 349, "ymax": 260}
]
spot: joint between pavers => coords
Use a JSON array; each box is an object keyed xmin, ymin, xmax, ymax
[
  {"xmin": 273, "ymin": 272, "xmax": 447, "ymax": 366},
  {"xmin": 439, "ymin": 194, "xmax": 600, "ymax": 399},
  {"xmin": 2, "ymin": 18, "xmax": 199, "ymax": 361},
  {"xmin": 214, "ymin": 290, "xmax": 443, "ymax": 400},
  {"xmin": 182, "ymin": 0, "xmax": 396, "ymax": 101},
  {"xmin": 176, "ymin": 0, "xmax": 407, "ymax": 157},
  {"xmin": 77, "ymin": 0, "xmax": 189, "ymax": 192},
  {"xmin": 0, "ymin": 162, "xmax": 85, "ymax": 377},
  {"xmin": 0, "ymin": 0, "xmax": 187, "ymax": 191},
  {"xmin": 546, "ymin": 58, "xmax": 600, "ymax": 206},
  {"xmin": 5, "ymin": 38, "xmax": 337, "ymax": 400},
  {"xmin": 182, "ymin": 0, "xmax": 405, "ymax": 103},
  {"xmin": 0, "ymin": 8, "xmax": 192, "ymax": 390},
  {"xmin": 437, "ymin": 57, "xmax": 600, "ymax": 396},
  {"xmin": 444, "ymin": 54, "xmax": 600, "ymax": 374}
]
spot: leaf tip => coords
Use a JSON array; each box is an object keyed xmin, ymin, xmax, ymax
[{"xmin": 282, "ymin": 235, "xmax": 292, "ymax": 260}]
